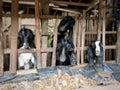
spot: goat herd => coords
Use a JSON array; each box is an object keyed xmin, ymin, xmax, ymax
[{"xmin": 18, "ymin": 16, "xmax": 103, "ymax": 70}]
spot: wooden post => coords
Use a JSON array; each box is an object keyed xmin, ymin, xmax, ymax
[
  {"xmin": 52, "ymin": 16, "xmax": 58, "ymax": 66},
  {"xmin": 102, "ymin": 1, "xmax": 106, "ymax": 62},
  {"xmin": 10, "ymin": 0, "xmax": 18, "ymax": 73},
  {"xmin": 81, "ymin": 10, "xmax": 86, "ymax": 64},
  {"xmin": 97, "ymin": 0, "xmax": 103, "ymax": 40},
  {"xmin": 116, "ymin": 23, "xmax": 120, "ymax": 62},
  {"xmin": 76, "ymin": 18, "xmax": 81, "ymax": 65},
  {"xmin": 0, "ymin": 0, "xmax": 4, "ymax": 76},
  {"xmin": 35, "ymin": 0, "xmax": 42, "ymax": 68},
  {"xmin": 41, "ymin": 0, "xmax": 49, "ymax": 68}
]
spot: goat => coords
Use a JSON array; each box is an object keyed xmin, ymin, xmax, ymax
[
  {"xmin": 18, "ymin": 28, "xmax": 36, "ymax": 70},
  {"xmin": 85, "ymin": 40, "xmax": 103, "ymax": 70},
  {"xmin": 58, "ymin": 16, "xmax": 75, "ymax": 42},
  {"xmin": 56, "ymin": 35, "xmax": 77, "ymax": 66}
]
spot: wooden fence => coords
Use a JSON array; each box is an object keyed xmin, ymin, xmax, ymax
[{"xmin": 0, "ymin": 0, "xmax": 120, "ymax": 76}]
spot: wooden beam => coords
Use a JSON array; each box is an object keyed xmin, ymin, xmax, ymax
[
  {"xmin": 97, "ymin": 0, "xmax": 103, "ymax": 40},
  {"xmin": 4, "ymin": 45, "xmax": 116, "ymax": 54},
  {"xmin": 3, "ymin": 0, "xmax": 35, "ymax": 5},
  {"xmin": 35, "ymin": 0, "xmax": 42, "ymax": 68},
  {"xmin": 76, "ymin": 18, "xmax": 81, "ymax": 65},
  {"xmin": 10, "ymin": 0, "xmax": 18, "ymax": 73},
  {"xmin": 41, "ymin": 0, "xmax": 49, "ymax": 68},
  {"xmin": 81, "ymin": 10, "xmax": 86, "ymax": 64},
  {"xmin": 17, "ymin": 69, "xmax": 37, "ymax": 75},
  {"xmin": 50, "ymin": 1, "xmax": 96, "ymax": 7},
  {"xmin": 52, "ymin": 16, "xmax": 58, "ymax": 66},
  {"xmin": 102, "ymin": 1, "xmax": 106, "ymax": 62},
  {"xmin": 4, "ymin": 48, "xmax": 53, "ymax": 54},
  {"xmin": 0, "ymin": 0, "xmax": 4, "ymax": 76},
  {"xmin": 116, "ymin": 23, "xmax": 120, "ymax": 62},
  {"xmin": 52, "ymin": 7, "xmax": 80, "ymax": 14}
]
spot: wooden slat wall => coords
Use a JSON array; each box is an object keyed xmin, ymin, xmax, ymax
[
  {"xmin": 10, "ymin": 0, "xmax": 18, "ymax": 73},
  {"xmin": 35, "ymin": 0, "xmax": 42, "ymax": 68},
  {"xmin": 0, "ymin": 0, "xmax": 119, "ymax": 76},
  {"xmin": 0, "ymin": 0, "xmax": 4, "ymax": 76}
]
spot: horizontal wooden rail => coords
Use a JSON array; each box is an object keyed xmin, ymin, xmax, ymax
[
  {"xmin": 3, "ymin": 31, "xmax": 117, "ymax": 36},
  {"xmin": 4, "ymin": 48, "xmax": 53, "ymax": 54},
  {"xmin": 85, "ymin": 31, "xmax": 117, "ymax": 34},
  {"xmin": 2, "ymin": 14, "xmax": 116, "ymax": 21},
  {"xmin": 81, "ymin": 45, "xmax": 116, "ymax": 50},
  {"xmin": 4, "ymin": 45, "xmax": 116, "ymax": 54}
]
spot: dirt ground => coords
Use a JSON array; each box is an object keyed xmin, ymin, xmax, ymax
[
  {"xmin": 79, "ymin": 84, "xmax": 120, "ymax": 90},
  {"xmin": 0, "ymin": 63, "xmax": 120, "ymax": 90}
]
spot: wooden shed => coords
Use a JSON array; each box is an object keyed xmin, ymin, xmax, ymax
[{"xmin": 0, "ymin": 0, "xmax": 120, "ymax": 89}]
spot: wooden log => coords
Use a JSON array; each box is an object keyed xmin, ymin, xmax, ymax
[
  {"xmin": 41, "ymin": 0, "xmax": 49, "ymax": 68},
  {"xmin": 50, "ymin": 1, "xmax": 96, "ymax": 7},
  {"xmin": 0, "ymin": 0, "xmax": 4, "ymax": 76},
  {"xmin": 4, "ymin": 45, "xmax": 116, "ymax": 54},
  {"xmin": 17, "ymin": 69, "xmax": 37, "ymax": 75},
  {"xmin": 52, "ymin": 16, "xmax": 58, "ymax": 66},
  {"xmin": 4, "ymin": 48, "xmax": 53, "ymax": 54},
  {"xmin": 70, "ymin": 64, "xmax": 88, "ymax": 70},
  {"xmin": 81, "ymin": 10, "xmax": 86, "ymax": 64},
  {"xmin": 76, "ymin": 18, "xmax": 81, "ymax": 65},
  {"xmin": 35, "ymin": 0, "xmax": 42, "ymax": 68},
  {"xmin": 116, "ymin": 23, "xmax": 120, "ymax": 62},
  {"xmin": 73, "ymin": 17, "xmax": 78, "ymax": 53},
  {"xmin": 10, "ymin": 0, "xmax": 18, "ymax": 73},
  {"xmin": 102, "ymin": 1, "xmax": 106, "ymax": 62},
  {"xmin": 52, "ymin": 7, "xmax": 80, "ymax": 14},
  {"xmin": 97, "ymin": 0, "xmax": 103, "ymax": 40}
]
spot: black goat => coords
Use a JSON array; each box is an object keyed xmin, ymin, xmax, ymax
[
  {"xmin": 58, "ymin": 16, "xmax": 75, "ymax": 41},
  {"xmin": 56, "ymin": 35, "xmax": 77, "ymax": 66}
]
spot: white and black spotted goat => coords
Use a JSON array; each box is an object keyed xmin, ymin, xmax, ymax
[
  {"xmin": 86, "ymin": 40, "xmax": 103, "ymax": 69},
  {"xmin": 18, "ymin": 28, "xmax": 36, "ymax": 70}
]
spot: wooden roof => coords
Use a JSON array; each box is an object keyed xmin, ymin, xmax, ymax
[{"xmin": 2, "ymin": 0, "xmax": 99, "ymax": 16}]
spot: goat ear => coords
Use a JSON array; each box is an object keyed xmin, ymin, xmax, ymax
[{"xmin": 100, "ymin": 42, "xmax": 103, "ymax": 47}]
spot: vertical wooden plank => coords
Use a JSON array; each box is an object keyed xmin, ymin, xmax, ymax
[
  {"xmin": 97, "ymin": 0, "xmax": 103, "ymax": 40},
  {"xmin": 35, "ymin": 0, "xmax": 42, "ymax": 68},
  {"xmin": 41, "ymin": 0, "xmax": 49, "ymax": 68},
  {"xmin": 116, "ymin": 23, "xmax": 120, "ymax": 62},
  {"xmin": 10, "ymin": 0, "xmax": 18, "ymax": 73},
  {"xmin": 102, "ymin": 1, "xmax": 106, "ymax": 62},
  {"xmin": 52, "ymin": 16, "xmax": 58, "ymax": 66},
  {"xmin": 73, "ymin": 17, "xmax": 77, "ymax": 52},
  {"xmin": 0, "ymin": 0, "xmax": 4, "ymax": 76},
  {"xmin": 81, "ymin": 10, "xmax": 86, "ymax": 64},
  {"xmin": 76, "ymin": 18, "xmax": 81, "ymax": 65}
]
